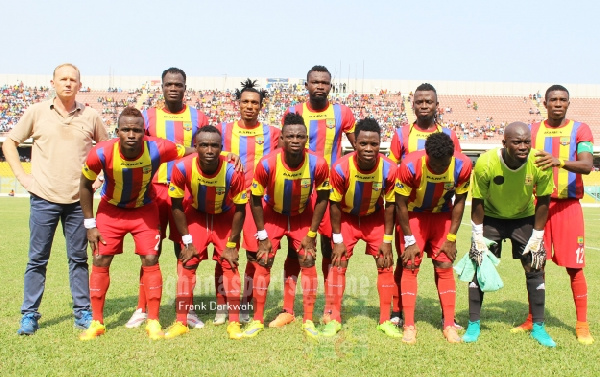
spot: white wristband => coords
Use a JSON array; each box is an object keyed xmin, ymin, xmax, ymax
[
  {"xmin": 84, "ymin": 218, "xmax": 96, "ymax": 229},
  {"xmin": 531, "ymin": 229, "xmax": 544, "ymax": 239},
  {"xmin": 404, "ymin": 235, "xmax": 416, "ymax": 247},
  {"xmin": 471, "ymin": 220, "xmax": 483, "ymax": 234},
  {"xmin": 182, "ymin": 234, "xmax": 193, "ymax": 246},
  {"xmin": 255, "ymin": 229, "xmax": 268, "ymax": 241},
  {"xmin": 332, "ymin": 233, "xmax": 344, "ymax": 244}
]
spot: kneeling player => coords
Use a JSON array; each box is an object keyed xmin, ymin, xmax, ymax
[
  {"xmin": 78, "ymin": 107, "xmax": 187, "ymax": 340},
  {"xmin": 165, "ymin": 126, "xmax": 247, "ymax": 340},
  {"xmin": 244, "ymin": 112, "xmax": 330, "ymax": 339},
  {"xmin": 324, "ymin": 118, "xmax": 397, "ymax": 337},
  {"xmin": 396, "ymin": 132, "xmax": 472, "ymax": 344}
]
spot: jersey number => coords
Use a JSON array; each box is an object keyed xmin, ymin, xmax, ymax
[{"xmin": 575, "ymin": 246, "xmax": 585, "ymax": 264}]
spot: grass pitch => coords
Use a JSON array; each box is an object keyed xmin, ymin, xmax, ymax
[{"xmin": 0, "ymin": 197, "xmax": 599, "ymax": 376}]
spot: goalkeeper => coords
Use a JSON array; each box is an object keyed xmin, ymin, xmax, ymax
[{"xmin": 464, "ymin": 122, "xmax": 555, "ymax": 347}]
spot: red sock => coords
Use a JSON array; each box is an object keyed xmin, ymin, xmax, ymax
[
  {"xmin": 435, "ymin": 267, "xmax": 456, "ymax": 328},
  {"xmin": 252, "ymin": 262, "xmax": 271, "ymax": 323},
  {"xmin": 377, "ymin": 268, "xmax": 395, "ymax": 324},
  {"xmin": 142, "ymin": 264, "xmax": 162, "ymax": 320},
  {"xmin": 568, "ymin": 268, "xmax": 588, "ymax": 322},
  {"xmin": 282, "ymin": 258, "xmax": 300, "ymax": 314},
  {"xmin": 392, "ymin": 264, "xmax": 403, "ymax": 313},
  {"xmin": 300, "ymin": 266, "xmax": 318, "ymax": 322},
  {"xmin": 90, "ymin": 265, "xmax": 110, "ymax": 323},
  {"xmin": 222, "ymin": 265, "xmax": 241, "ymax": 323},
  {"xmin": 401, "ymin": 268, "xmax": 419, "ymax": 326},
  {"xmin": 176, "ymin": 260, "xmax": 196, "ymax": 324},
  {"xmin": 326, "ymin": 266, "xmax": 347, "ymax": 322},
  {"xmin": 136, "ymin": 266, "xmax": 146, "ymax": 312},
  {"xmin": 215, "ymin": 263, "xmax": 226, "ymax": 311},
  {"xmin": 242, "ymin": 261, "xmax": 256, "ymax": 310}
]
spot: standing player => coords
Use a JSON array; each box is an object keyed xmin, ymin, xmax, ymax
[
  {"xmin": 271, "ymin": 65, "xmax": 356, "ymax": 329},
  {"xmin": 165, "ymin": 126, "xmax": 247, "ymax": 340},
  {"xmin": 78, "ymin": 107, "xmax": 187, "ymax": 340},
  {"xmin": 513, "ymin": 85, "xmax": 594, "ymax": 345},
  {"xmin": 323, "ymin": 118, "xmax": 398, "ymax": 337},
  {"xmin": 126, "ymin": 67, "xmax": 209, "ymax": 329},
  {"xmin": 388, "ymin": 83, "xmax": 461, "ymax": 327},
  {"xmin": 3, "ymin": 63, "xmax": 108, "ymax": 335},
  {"xmin": 244, "ymin": 112, "xmax": 330, "ymax": 338},
  {"xmin": 464, "ymin": 122, "xmax": 555, "ymax": 347},
  {"xmin": 217, "ymin": 79, "xmax": 281, "ymax": 325},
  {"xmin": 395, "ymin": 132, "xmax": 472, "ymax": 344}
]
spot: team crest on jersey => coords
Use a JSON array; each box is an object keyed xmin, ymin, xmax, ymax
[
  {"xmin": 216, "ymin": 187, "xmax": 226, "ymax": 195},
  {"xmin": 241, "ymin": 193, "xmax": 247, "ymax": 199},
  {"xmin": 184, "ymin": 123, "xmax": 192, "ymax": 132},
  {"xmin": 372, "ymin": 182, "xmax": 382, "ymax": 191},
  {"xmin": 396, "ymin": 182, "xmax": 403, "ymax": 189},
  {"xmin": 169, "ymin": 186, "xmax": 175, "ymax": 191},
  {"xmin": 524, "ymin": 174, "xmax": 533, "ymax": 186},
  {"xmin": 577, "ymin": 236, "xmax": 584, "ymax": 245},
  {"xmin": 143, "ymin": 166, "xmax": 152, "ymax": 174},
  {"xmin": 252, "ymin": 183, "xmax": 258, "ymax": 188},
  {"xmin": 256, "ymin": 137, "xmax": 264, "ymax": 145},
  {"xmin": 326, "ymin": 119, "xmax": 335, "ymax": 129},
  {"xmin": 301, "ymin": 179, "xmax": 311, "ymax": 188},
  {"xmin": 443, "ymin": 182, "xmax": 454, "ymax": 190},
  {"xmin": 560, "ymin": 137, "xmax": 570, "ymax": 146}
]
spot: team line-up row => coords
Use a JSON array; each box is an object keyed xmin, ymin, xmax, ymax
[{"xmin": 4, "ymin": 64, "xmax": 593, "ymax": 347}]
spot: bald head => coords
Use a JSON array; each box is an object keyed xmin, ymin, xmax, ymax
[
  {"xmin": 503, "ymin": 121, "xmax": 531, "ymax": 166},
  {"xmin": 504, "ymin": 122, "xmax": 530, "ymax": 140}
]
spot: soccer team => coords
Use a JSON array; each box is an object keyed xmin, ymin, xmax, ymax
[{"xmin": 4, "ymin": 64, "xmax": 594, "ymax": 347}]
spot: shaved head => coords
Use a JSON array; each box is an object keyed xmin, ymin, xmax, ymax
[{"xmin": 504, "ymin": 122, "xmax": 530, "ymax": 140}]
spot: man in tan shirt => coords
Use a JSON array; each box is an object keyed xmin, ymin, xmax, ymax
[{"xmin": 3, "ymin": 63, "xmax": 109, "ymax": 335}]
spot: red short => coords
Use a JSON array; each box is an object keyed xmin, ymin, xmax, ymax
[
  {"xmin": 153, "ymin": 183, "xmax": 181, "ymax": 242},
  {"xmin": 544, "ymin": 198, "xmax": 586, "ymax": 268},
  {"xmin": 337, "ymin": 208, "xmax": 385, "ymax": 260},
  {"xmin": 262, "ymin": 204, "xmax": 313, "ymax": 258},
  {"xmin": 396, "ymin": 211, "xmax": 452, "ymax": 265},
  {"xmin": 183, "ymin": 207, "xmax": 239, "ymax": 269},
  {"xmin": 96, "ymin": 200, "xmax": 160, "ymax": 256},
  {"xmin": 311, "ymin": 192, "xmax": 332, "ymax": 237},
  {"xmin": 242, "ymin": 200, "xmax": 259, "ymax": 252}
]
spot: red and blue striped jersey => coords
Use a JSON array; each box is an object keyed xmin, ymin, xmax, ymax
[
  {"xmin": 143, "ymin": 105, "xmax": 209, "ymax": 184},
  {"xmin": 330, "ymin": 152, "xmax": 397, "ymax": 216},
  {"xmin": 389, "ymin": 123, "xmax": 461, "ymax": 163},
  {"xmin": 531, "ymin": 119, "xmax": 593, "ymax": 199},
  {"xmin": 396, "ymin": 150, "xmax": 472, "ymax": 213},
  {"xmin": 284, "ymin": 102, "xmax": 355, "ymax": 167},
  {"xmin": 83, "ymin": 137, "xmax": 183, "ymax": 208},
  {"xmin": 169, "ymin": 155, "xmax": 247, "ymax": 214},
  {"xmin": 217, "ymin": 121, "xmax": 281, "ymax": 188},
  {"xmin": 251, "ymin": 149, "xmax": 330, "ymax": 216}
]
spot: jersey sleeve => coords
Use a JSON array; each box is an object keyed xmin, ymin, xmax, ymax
[
  {"xmin": 395, "ymin": 162, "xmax": 415, "ymax": 197},
  {"xmin": 576, "ymin": 123, "xmax": 594, "ymax": 154},
  {"xmin": 82, "ymin": 147, "xmax": 102, "ymax": 181},
  {"xmin": 281, "ymin": 107, "xmax": 292, "ymax": 126},
  {"xmin": 341, "ymin": 105, "xmax": 356, "ymax": 134},
  {"xmin": 450, "ymin": 130, "xmax": 462, "ymax": 153},
  {"xmin": 383, "ymin": 164, "xmax": 398, "ymax": 203},
  {"xmin": 455, "ymin": 156, "xmax": 473, "ymax": 195},
  {"xmin": 7, "ymin": 105, "xmax": 35, "ymax": 143},
  {"xmin": 230, "ymin": 170, "xmax": 249, "ymax": 205},
  {"xmin": 168, "ymin": 160, "xmax": 187, "ymax": 199},
  {"xmin": 270, "ymin": 127, "xmax": 282, "ymax": 148},
  {"xmin": 534, "ymin": 165, "xmax": 554, "ymax": 197},
  {"xmin": 388, "ymin": 129, "xmax": 402, "ymax": 164},
  {"xmin": 198, "ymin": 111, "xmax": 210, "ymax": 127},
  {"xmin": 314, "ymin": 158, "xmax": 331, "ymax": 191},
  {"xmin": 471, "ymin": 155, "xmax": 490, "ymax": 199},
  {"xmin": 251, "ymin": 158, "xmax": 269, "ymax": 197},
  {"xmin": 158, "ymin": 139, "xmax": 183, "ymax": 164},
  {"xmin": 329, "ymin": 163, "xmax": 346, "ymax": 202}
]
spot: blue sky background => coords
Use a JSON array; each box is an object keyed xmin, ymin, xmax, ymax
[{"xmin": 3, "ymin": 0, "xmax": 599, "ymax": 84}]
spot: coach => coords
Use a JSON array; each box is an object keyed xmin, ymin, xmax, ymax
[{"xmin": 3, "ymin": 63, "xmax": 108, "ymax": 335}]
